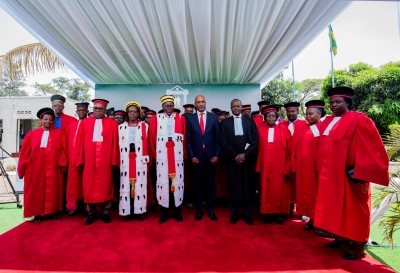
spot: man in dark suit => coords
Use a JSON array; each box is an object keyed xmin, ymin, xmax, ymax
[
  {"xmin": 186, "ymin": 95, "xmax": 220, "ymax": 221},
  {"xmin": 219, "ymin": 99, "xmax": 258, "ymax": 225}
]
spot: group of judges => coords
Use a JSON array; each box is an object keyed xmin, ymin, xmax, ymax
[{"xmin": 17, "ymin": 86, "xmax": 389, "ymax": 260}]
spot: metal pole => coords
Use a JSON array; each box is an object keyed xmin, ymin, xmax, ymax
[
  {"xmin": 292, "ymin": 60, "xmax": 296, "ymax": 100},
  {"xmin": 329, "ymin": 29, "xmax": 335, "ymax": 88}
]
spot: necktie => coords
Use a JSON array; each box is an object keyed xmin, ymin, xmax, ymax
[
  {"xmin": 55, "ymin": 117, "xmax": 61, "ymax": 129},
  {"xmin": 200, "ymin": 113, "xmax": 205, "ymax": 135}
]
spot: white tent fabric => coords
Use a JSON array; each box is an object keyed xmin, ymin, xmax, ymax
[{"xmin": 0, "ymin": 0, "xmax": 351, "ymax": 88}]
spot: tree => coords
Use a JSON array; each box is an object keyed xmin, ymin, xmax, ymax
[
  {"xmin": 321, "ymin": 62, "xmax": 400, "ymax": 133},
  {"xmin": 261, "ymin": 69, "xmax": 323, "ymax": 116},
  {"xmin": 0, "ymin": 43, "xmax": 66, "ymax": 81},
  {"xmin": 33, "ymin": 77, "xmax": 91, "ymax": 102},
  {"xmin": 0, "ymin": 70, "xmax": 27, "ymax": 97}
]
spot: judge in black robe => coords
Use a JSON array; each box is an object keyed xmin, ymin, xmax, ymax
[{"xmin": 219, "ymin": 99, "xmax": 258, "ymax": 225}]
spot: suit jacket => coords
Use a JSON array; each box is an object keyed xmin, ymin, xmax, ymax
[{"xmin": 186, "ymin": 111, "xmax": 220, "ymax": 160}]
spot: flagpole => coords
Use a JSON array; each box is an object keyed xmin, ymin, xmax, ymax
[
  {"xmin": 329, "ymin": 28, "xmax": 335, "ymax": 88},
  {"xmin": 291, "ymin": 60, "xmax": 296, "ymax": 100}
]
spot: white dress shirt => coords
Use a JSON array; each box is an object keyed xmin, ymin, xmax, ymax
[{"xmin": 233, "ymin": 114, "xmax": 244, "ymax": 136}]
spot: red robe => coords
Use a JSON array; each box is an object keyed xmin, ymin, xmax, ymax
[
  {"xmin": 65, "ymin": 120, "xmax": 84, "ymax": 202},
  {"xmin": 76, "ymin": 117, "xmax": 120, "ymax": 203},
  {"xmin": 215, "ymin": 160, "xmax": 228, "ymax": 198},
  {"xmin": 18, "ymin": 128, "xmax": 66, "ymax": 217},
  {"xmin": 52, "ymin": 113, "xmax": 76, "ymax": 135},
  {"xmin": 281, "ymin": 119, "xmax": 308, "ymax": 203},
  {"xmin": 314, "ymin": 111, "xmax": 389, "ymax": 242},
  {"xmin": 252, "ymin": 115, "xmax": 264, "ymax": 127},
  {"xmin": 256, "ymin": 124, "xmax": 291, "ymax": 214},
  {"xmin": 294, "ymin": 122, "xmax": 321, "ymax": 218}
]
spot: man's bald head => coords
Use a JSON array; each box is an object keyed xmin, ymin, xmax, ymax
[{"xmin": 194, "ymin": 95, "xmax": 206, "ymax": 113}]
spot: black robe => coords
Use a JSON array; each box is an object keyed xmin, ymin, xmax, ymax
[{"xmin": 219, "ymin": 116, "xmax": 258, "ymax": 202}]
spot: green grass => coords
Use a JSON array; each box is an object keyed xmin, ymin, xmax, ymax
[{"xmin": 0, "ymin": 203, "xmax": 23, "ymax": 234}]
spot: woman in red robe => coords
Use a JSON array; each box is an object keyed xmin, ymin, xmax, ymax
[
  {"xmin": 315, "ymin": 87, "xmax": 389, "ymax": 260},
  {"xmin": 294, "ymin": 100, "xmax": 326, "ymax": 230},
  {"xmin": 18, "ymin": 108, "xmax": 66, "ymax": 223},
  {"xmin": 256, "ymin": 105, "xmax": 291, "ymax": 225}
]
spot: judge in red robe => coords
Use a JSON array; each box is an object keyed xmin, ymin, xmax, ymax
[
  {"xmin": 314, "ymin": 87, "xmax": 389, "ymax": 260},
  {"xmin": 294, "ymin": 100, "xmax": 326, "ymax": 230},
  {"xmin": 252, "ymin": 100, "xmax": 270, "ymax": 127},
  {"xmin": 149, "ymin": 95, "xmax": 187, "ymax": 223},
  {"xmin": 281, "ymin": 102, "xmax": 308, "ymax": 212},
  {"xmin": 76, "ymin": 99, "xmax": 120, "ymax": 225},
  {"xmin": 18, "ymin": 108, "xmax": 66, "ymax": 223},
  {"xmin": 65, "ymin": 102, "xmax": 89, "ymax": 215},
  {"xmin": 50, "ymin": 95, "xmax": 77, "ymax": 213},
  {"xmin": 256, "ymin": 105, "xmax": 291, "ymax": 225}
]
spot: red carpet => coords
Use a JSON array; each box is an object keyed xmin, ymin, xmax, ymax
[{"xmin": 0, "ymin": 205, "xmax": 394, "ymax": 273}]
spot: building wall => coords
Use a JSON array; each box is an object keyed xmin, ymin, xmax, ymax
[
  {"xmin": 0, "ymin": 96, "xmax": 77, "ymax": 154},
  {"xmin": 95, "ymin": 84, "xmax": 261, "ymax": 113}
]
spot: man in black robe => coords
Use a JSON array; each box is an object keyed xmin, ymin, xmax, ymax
[{"xmin": 219, "ymin": 99, "xmax": 258, "ymax": 225}]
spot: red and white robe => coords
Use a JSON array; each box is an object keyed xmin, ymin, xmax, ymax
[
  {"xmin": 118, "ymin": 121, "xmax": 149, "ymax": 215},
  {"xmin": 149, "ymin": 113, "xmax": 186, "ymax": 208}
]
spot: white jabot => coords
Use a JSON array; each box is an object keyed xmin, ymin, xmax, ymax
[
  {"xmin": 40, "ymin": 130, "xmax": 49, "ymax": 148},
  {"xmin": 92, "ymin": 118, "xmax": 103, "ymax": 142},
  {"xmin": 310, "ymin": 124, "xmax": 320, "ymax": 137},
  {"xmin": 268, "ymin": 127, "xmax": 274, "ymax": 143},
  {"xmin": 323, "ymin": 117, "xmax": 341, "ymax": 136},
  {"xmin": 288, "ymin": 119, "xmax": 297, "ymax": 136},
  {"xmin": 129, "ymin": 125, "xmax": 137, "ymax": 143},
  {"xmin": 197, "ymin": 111, "xmax": 207, "ymax": 129},
  {"xmin": 167, "ymin": 114, "xmax": 174, "ymax": 138},
  {"xmin": 234, "ymin": 114, "xmax": 243, "ymax": 136}
]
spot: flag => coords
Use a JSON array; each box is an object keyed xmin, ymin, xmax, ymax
[{"xmin": 329, "ymin": 24, "xmax": 337, "ymax": 56}]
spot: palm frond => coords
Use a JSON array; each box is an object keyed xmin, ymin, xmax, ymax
[
  {"xmin": 383, "ymin": 124, "xmax": 400, "ymax": 160},
  {"xmin": 0, "ymin": 43, "xmax": 67, "ymax": 80},
  {"xmin": 378, "ymin": 202, "xmax": 400, "ymax": 247}
]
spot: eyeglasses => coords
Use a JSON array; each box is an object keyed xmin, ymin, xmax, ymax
[
  {"xmin": 76, "ymin": 110, "xmax": 88, "ymax": 112},
  {"xmin": 128, "ymin": 110, "xmax": 138, "ymax": 114},
  {"xmin": 93, "ymin": 107, "xmax": 106, "ymax": 111},
  {"xmin": 52, "ymin": 104, "xmax": 64, "ymax": 108}
]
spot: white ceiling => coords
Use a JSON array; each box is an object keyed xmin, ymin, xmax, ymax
[{"xmin": 0, "ymin": 0, "xmax": 351, "ymax": 89}]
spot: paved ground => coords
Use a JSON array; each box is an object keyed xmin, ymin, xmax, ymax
[{"xmin": 0, "ymin": 159, "xmax": 23, "ymax": 206}]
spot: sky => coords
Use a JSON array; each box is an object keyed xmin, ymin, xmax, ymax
[{"xmin": 0, "ymin": 1, "xmax": 400, "ymax": 91}]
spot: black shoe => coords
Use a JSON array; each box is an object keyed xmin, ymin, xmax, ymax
[
  {"xmin": 195, "ymin": 211, "xmax": 203, "ymax": 221},
  {"xmin": 137, "ymin": 214, "xmax": 145, "ymax": 221},
  {"xmin": 264, "ymin": 215, "xmax": 272, "ymax": 224},
  {"xmin": 276, "ymin": 216, "xmax": 284, "ymax": 225},
  {"xmin": 85, "ymin": 214, "xmax": 96, "ymax": 225},
  {"xmin": 62, "ymin": 207, "xmax": 70, "ymax": 214},
  {"xmin": 175, "ymin": 213, "xmax": 183, "ymax": 222},
  {"xmin": 207, "ymin": 210, "xmax": 217, "ymax": 221},
  {"xmin": 33, "ymin": 215, "xmax": 42, "ymax": 223},
  {"xmin": 159, "ymin": 215, "xmax": 168, "ymax": 224},
  {"xmin": 102, "ymin": 214, "xmax": 111, "ymax": 223},
  {"xmin": 230, "ymin": 214, "xmax": 238, "ymax": 224},
  {"xmin": 243, "ymin": 216, "xmax": 253, "ymax": 225},
  {"xmin": 326, "ymin": 239, "xmax": 350, "ymax": 248},
  {"xmin": 51, "ymin": 212, "xmax": 60, "ymax": 220},
  {"xmin": 342, "ymin": 251, "xmax": 365, "ymax": 260}
]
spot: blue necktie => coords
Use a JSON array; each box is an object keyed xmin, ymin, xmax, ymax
[{"xmin": 55, "ymin": 117, "xmax": 61, "ymax": 129}]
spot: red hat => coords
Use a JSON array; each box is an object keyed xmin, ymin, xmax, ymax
[
  {"xmin": 327, "ymin": 86, "xmax": 354, "ymax": 99},
  {"xmin": 305, "ymin": 100, "xmax": 325, "ymax": 109},
  {"xmin": 242, "ymin": 104, "xmax": 251, "ymax": 111},
  {"xmin": 145, "ymin": 110, "xmax": 157, "ymax": 116},
  {"xmin": 114, "ymin": 110, "xmax": 126, "ymax": 117},
  {"xmin": 261, "ymin": 105, "xmax": 278, "ymax": 115},
  {"xmin": 92, "ymin": 99, "xmax": 109, "ymax": 108},
  {"xmin": 284, "ymin": 102, "xmax": 300, "ymax": 110}
]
